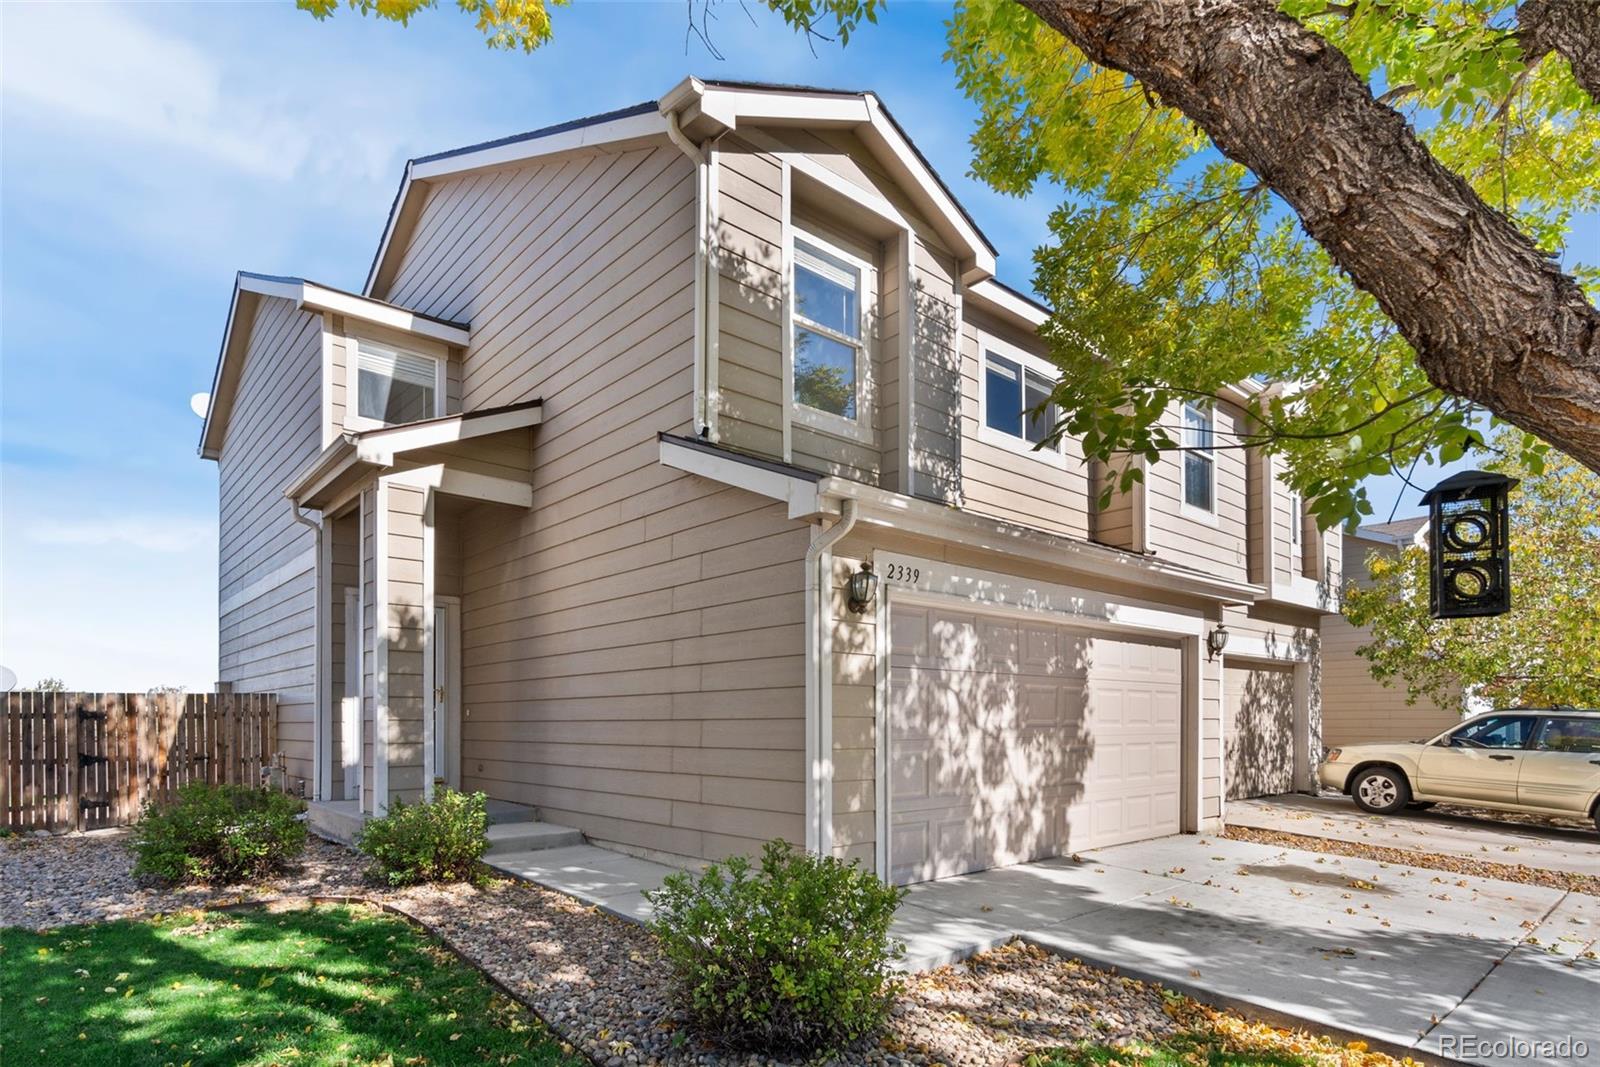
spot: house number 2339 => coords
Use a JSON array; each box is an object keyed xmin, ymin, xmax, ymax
[{"xmin": 882, "ymin": 562, "xmax": 921, "ymax": 583}]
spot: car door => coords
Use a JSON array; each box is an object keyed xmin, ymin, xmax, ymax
[
  {"xmin": 1517, "ymin": 717, "xmax": 1600, "ymax": 814},
  {"xmin": 1415, "ymin": 714, "xmax": 1536, "ymax": 804}
]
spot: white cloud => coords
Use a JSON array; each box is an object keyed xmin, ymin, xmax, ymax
[
  {"xmin": 1, "ymin": 2, "xmax": 319, "ymax": 182},
  {"xmin": 30, "ymin": 516, "xmax": 214, "ymax": 554}
]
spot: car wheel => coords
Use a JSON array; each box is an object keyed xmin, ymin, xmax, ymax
[{"xmin": 1351, "ymin": 767, "xmax": 1411, "ymax": 815}]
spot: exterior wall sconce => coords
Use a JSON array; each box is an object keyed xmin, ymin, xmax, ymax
[
  {"xmin": 1421, "ymin": 470, "xmax": 1518, "ymax": 619},
  {"xmin": 847, "ymin": 562, "xmax": 879, "ymax": 615},
  {"xmin": 1207, "ymin": 625, "xmax": 1230, "ymax": 659}
]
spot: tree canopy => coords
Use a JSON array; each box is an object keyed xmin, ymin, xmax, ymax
[
  {"xmin": 296, "ymin": 0, "xmax": 1600, "ymax": 526},
  {"xmin": 1342, "ymin": 431, "xmax": 1600, "ymax": 708}
]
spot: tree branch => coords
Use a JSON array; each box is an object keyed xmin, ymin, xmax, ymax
[
  {"xmin": 1018, "ymin": 0, "xmax": 1600, "ymax": 474},
  {"xmin": 1518, "ymin": 0, "xmax": 1600, "ymax": 104}
]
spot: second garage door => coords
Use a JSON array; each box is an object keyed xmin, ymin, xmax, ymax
[
  {"xmin": 889, "ymin": 604, "xmax": 1183, "ymax": 885},
  {"xmin": 1223, "ymin": 663, "xmax": 1296, "ymax": 799}
]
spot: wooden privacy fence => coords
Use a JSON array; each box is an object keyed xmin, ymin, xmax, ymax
[{"xmin": 3, "ymin": 692, "xmax": 278, "ymax": 833}]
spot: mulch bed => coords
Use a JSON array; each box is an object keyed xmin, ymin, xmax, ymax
[
  {"xmin": 4, "ymin": 831, "xmax": 1416, "ymax": 1067},
  {"xmin": 1224, "ymin": 824, "xmax": 1600, "ymax": 897}
]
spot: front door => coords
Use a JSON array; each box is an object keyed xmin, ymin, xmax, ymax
[
  {"xmin": 1416, "ymin": 714, "xmax": 1536, "ymax": 804},
  {"xmin": 430, "ymin": 598, "xmax": 460, "ymax": 791}
]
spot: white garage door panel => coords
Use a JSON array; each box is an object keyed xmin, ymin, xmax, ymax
[{"xmin": 890, "ymin": 604, "xmax": 1183, "ymax": 885}]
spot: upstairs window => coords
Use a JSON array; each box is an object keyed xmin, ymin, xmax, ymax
[
  {"xmin": 983, "ymin": 352, "xmax": 1056, "ymax": 446},
  {"xmin": 1289, "ymin": 491, "xmax": 1302, "ymax": 546},
  {"xmin": 1182, "ymin": 402, "xmax": 1215, "ymax": 512},
  {"xmin": 792, "ymin": 237, "xmax": 864, "ymax": 422},
  {"xmin": 356, "ymin": 340, "xmax": 440, "ymax": 426}
]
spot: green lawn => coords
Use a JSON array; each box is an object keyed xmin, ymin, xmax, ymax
[
  {"xmin": 1027, "ymin": 1033, "xmax": 1317, "ymax": 1067},
  {"xmin": 1, "ymin": 904, "xmax": 584, "ymax": 1066}
]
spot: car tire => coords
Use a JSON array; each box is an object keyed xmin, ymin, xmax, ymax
[{"xmin": 1351, "ymin": 766, "xmax": 1411, "ymax": 815}]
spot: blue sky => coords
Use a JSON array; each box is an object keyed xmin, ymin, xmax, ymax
[{"xmin": 0, "ymin": 1, "xmax": 1583, "ymax": 690}]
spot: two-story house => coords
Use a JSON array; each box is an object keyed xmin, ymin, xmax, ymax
[{"xmin": 199, "ymin": 77, "xmax": 1340, "ymax": 885}]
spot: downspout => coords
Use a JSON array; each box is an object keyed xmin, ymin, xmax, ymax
[
  {"xmin": 288, "ymin": 500, "xmax": 323, "ymax": 800},
  {"xmin": 665, "ymin": 110, "xmax": 712, "ymax": 439},
  {"xmin": 803, "ymin": 498, "xmax": 858, "ymax": 856}
]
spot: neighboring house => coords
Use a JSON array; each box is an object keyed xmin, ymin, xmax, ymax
[
  {"xmin": 199, "ymin": 78, "xmax": 1342, "ymax": 886},
  {"xmin": 1321, "ymin": 518, "xmax": 1463, "ymax": 747}
]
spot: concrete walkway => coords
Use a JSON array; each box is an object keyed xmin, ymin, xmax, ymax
[
  {"xmin": 487, "ymin": 836, "xmax": 1598, "ymax": 1066},
  {"xmin": 1228, "ymin": 793, "xmax": 1600, "ymax": 878}
]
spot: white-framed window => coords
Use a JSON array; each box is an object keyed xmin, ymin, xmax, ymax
[
  {"xmin": 1289, "ymin": 491, "xmax": 1302, "ymax": 546},
  {"xmin": 977, "ymin": 337, "xmax": 1063, "ymax": 463},
  {"xmin": 790, "ymin": 231, "xmax": 871, "ymax": 441},
  {"xmin": 349, "ymin": 337, "xmax": 443, "ymax": 428},
  {"xmin": 1181, "ymin": 401, "xmax": 1215, "ymax": 513}
]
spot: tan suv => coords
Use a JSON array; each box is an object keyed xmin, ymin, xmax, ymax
[{"xmin": 1318, "ymin": 710, "xmax": 1600, "ymax": 832}]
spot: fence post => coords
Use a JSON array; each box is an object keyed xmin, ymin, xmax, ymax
[{"xmin": 62, "ymin": 693, "xmax": 79, "ymax": 833}]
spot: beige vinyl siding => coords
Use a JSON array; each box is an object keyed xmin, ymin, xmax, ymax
[
  {"xmin": 960, "ymin": 308, "xmax": 1093, "ymax": 540},
  {"xmin": 906, "ymin": 238, "xmax": 962, "ymax": 503},
  {"xmin": 714, "ymin": 135, "xmax": 786, "ymax": 456},
  {"xmin": 1144, "ymin": 400, "xmax": 1250, "ymax": 582},
  {"xmin": 827, "ymin": 550, "xmax": 878, "ymax": 866},
  {"xmin": 1322, "ymin": 537, "xmax": 1459, "ymax": 746},
  {"xmin": 373, "ymin": 141, "xmax": 815, "ymax": 865},
  {"xmin": 1272, "ymin": 476, "xmax": 1295, "ymax": 585},
  {"xmin": 383, "ymin": 481, "xmax": 428, "ymax": 803},
  {"xmin": 327, "ymin": 315, "xmax": 348, "ymax": 437},
  {"xmin": 216, "ymin": 294, "xmax": 323, "ymax": 790}
]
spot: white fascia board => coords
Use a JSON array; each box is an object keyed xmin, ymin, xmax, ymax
[
  {"xmin": 817, "ymin": 476, "xmax": 1262, "ymax": 605},
  {"xmin": 861, "ymin": 95, "xmax": 995, "ymax": 278},
  {"xmin": 353, "ymin": 405, "xmax": 541, "ymax": 464},
  {"xmin": 966, "ymin": 279, "xmax": 1049, "ymax": 330},
  {"xmin": 298, "ymin": 284, "xmax": 470, "ymax": 347},
  {"xmin": 658, "ymin": 436, "xmax": 827, "ymax": 519},
  {"xmin": 385, "ymin": 464, "xmax": 533, "ymax": 508},
  {"xmin": 697, "ymin": 85, "xmax": 871, "ymax": 129},
  {"xmin": 409, "ymin": 110, "xmax": 669, "ymax": 182},
  {"xmin": 878, "ymin": 550, "xmax": 1207, "ymax": 639}
]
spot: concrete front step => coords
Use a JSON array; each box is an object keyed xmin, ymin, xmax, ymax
[
  {"xmin": 484, "ymin": 820, "xmax": 584, "ymax": 856},
  {"xmin": 484, "ymin": 798, "xmax": 541, "ymax": 825}
]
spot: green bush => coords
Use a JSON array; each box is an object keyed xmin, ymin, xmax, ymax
[
  {"xmin": 646, "ymin": 839, "xmax": 906, "ymax": 1056},
  {"xmin": 357, "ymin": 787, "xmax": 488, "ymax": 886},
  {"xmin": 131, "ymin": 783, "xmax": 306, "ymax": 884}
]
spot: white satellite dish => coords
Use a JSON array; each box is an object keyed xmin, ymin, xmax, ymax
[
  {"xmin": 190, "ymin": 392, "xmax": 211, "ymax": 419},
  {"xmin": 0, "ymin": 666, "xmax": 17, "ymax": 693}
]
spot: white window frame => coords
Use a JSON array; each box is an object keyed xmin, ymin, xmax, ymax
[
  {"xmin": 975, "ymin": 331, "xmax": 1066, "ymax": 468},
  {"xmin": 344, "ymin": 328, "xmax": 447, "ymax": 432},
  {"xmin": 1288, "ymin": 490, "xmax": 1303, "ymax": 546},
  {"xmin": 1180, "ymin": 401, "xmax": 1218, "ymax": 521},
  {"xmin": 788, "ymin": 228, "xmax": 875, "ymax": 446}
]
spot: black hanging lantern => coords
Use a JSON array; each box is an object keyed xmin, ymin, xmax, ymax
[{"xmin": 1419, "ymin": 470, "xmax": 1518, "ymax": 619}]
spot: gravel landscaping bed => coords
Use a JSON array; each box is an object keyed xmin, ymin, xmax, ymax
[
  {"xmin": 1224, "ymin": 824, "xmax": 1600, "ymax": 896},
  {"xmin": 3, "ymin": 832, "xmax": 1409, "ymax": 1067}
]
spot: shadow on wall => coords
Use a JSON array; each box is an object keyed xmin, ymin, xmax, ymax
[{"xmin": 890, "ymin": 610, "xmax": 1095, "ymax": 884}]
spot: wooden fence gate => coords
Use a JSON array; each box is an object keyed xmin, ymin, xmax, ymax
[{"xmin": 2, "ymin": 692, "xmax": 278, "ymax": 833}]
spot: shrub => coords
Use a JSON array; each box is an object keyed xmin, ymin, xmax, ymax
[
  {"xmin": 131, "ymin": 782, "xmax": 306, "ymax": 884},
  {"xmin": 647, "ymin": 839, "xmax": 906, "ymax": 1056},
  {"xmin": 357, "ymin": 787, "xmax": 488, "ymax": 886}
]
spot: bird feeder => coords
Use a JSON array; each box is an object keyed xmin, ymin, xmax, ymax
[{"xmin": 1419, "ymin": 470, "xmax": 1518, "ymax": 619}]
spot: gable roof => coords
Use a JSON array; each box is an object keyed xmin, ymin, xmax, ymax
[
  {"xmin": 1353, "ymin": 516, "xmax": 1428, "ymax": 545},
  {"xmin": 197, "ymin": 272, "xmax": 472, "ymax": 460},
  {"xmin": 364, "ymin": 76, "xmax": 998, "ymax": 299}
]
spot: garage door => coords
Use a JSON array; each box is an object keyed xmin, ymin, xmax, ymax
[
  {"xmin": 1224, "ymin": 663, "xmax": 1295, "ymax": 799},
  {"xmin": 888, "ymin": 604, "xmax": 1183, "ymax": 885}
]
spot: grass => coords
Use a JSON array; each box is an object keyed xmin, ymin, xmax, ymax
[
  {"xmin": 1, "ymin": 904, "xmax": 584, "ymax": 1066},
  {"xmin": 1026, "ymin": 1032, "xmax": 1317, "ymax": 1067}
]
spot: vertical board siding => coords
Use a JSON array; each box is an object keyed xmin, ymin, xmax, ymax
[
  {"xmin": 216, "ymin": 295, "xmax": 323, "ymax": 792},
  {"xmin": 374, "ymin": 144, "xmax": 808, "ymax": 865},
  {"xmin": 2, "ymin": 693, "xmax": 276, "ymax": 832}
]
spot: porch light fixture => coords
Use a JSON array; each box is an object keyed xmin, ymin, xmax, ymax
[
  {"xmin": 1206, "ymin": 625, "xmax": 1230, "ymax": 659},
  {"xmin": 847, "ymin": 562, "xmax": 879, "ymax": 615},
  {"xmin": 1420, "ymin": 469, "xmax": 1518, "ymax": 619}
]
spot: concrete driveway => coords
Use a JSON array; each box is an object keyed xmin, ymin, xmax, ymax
[
  {"xmin": 1228, "ymin": 793, "xmax": 1600, "ymax": 879},
  {"xmin": 893, "ymin": 834, "xmax": 1598, "ymax": 1066}
]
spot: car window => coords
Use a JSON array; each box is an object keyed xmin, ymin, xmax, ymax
[
  {"xmin": 1532, "ymin": 718, "xmax": 1600, "ymax": 754},
  {"xmin": 1451, "ymin": 715, "xmax": 1537, "ymax": 749}
]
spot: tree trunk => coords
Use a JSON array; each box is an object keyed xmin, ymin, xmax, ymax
[
  {"xmin": 1519, "ymin": 0, "xmax": 1600, "ymax": 104},
  {"xmin": 1019, "ymin": 0, "xmax": 1600, "ymax": 472}
]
